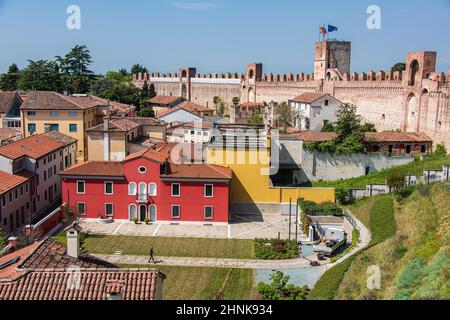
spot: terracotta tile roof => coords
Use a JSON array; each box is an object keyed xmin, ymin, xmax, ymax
[
  {"xmin": 162, "ymin": 163, "xmax": 232, "ymax": 180},
  {"xmin": 0, "ymin": 92, "xmax": 21, "ymax": 113},
  {"xmin": 126, "ymin": 117, "xmax": 165, "ymax": 126},
  {"xmin": 364, "ymin": 132, "xmax": 433, "ymax": 143},
  {"xmin": 0, "ymin": 242, "xmax": 40, "ymax": 280},
  {"xmin": 177, "ymin": 101, "xmax": 214, "ymax": 113},
  {"xmin": 20, "ymin": 92, "xmax": 97, "ymax": 110},
  {"xmin": 183, "ymin": 121, "xmax": 213, "ymax": 130},
  {"xmin": 90, "ymin": 96, "xmax": 135, "ymax": 115},
  {"xmin": 0, "ymin": 128, "xmax": 21, "ymax": 141},
  {"xmin": 86, "ymin": 118, "xmax": 140, "ymax": 132},
  {"xmin": 0, "ymin": 170, "xmax": 34, "ymax": 195},
  {"xmin": 280, "ymin": 131, "xmax": 337, "ymax": 142},
  {"xmin": 0, "ymin": 132, "xmax": 76, "ymax": 160},
  {"xmin": 149, "ymin": 95, "xmax": 183, "ymax": 105},
  {"xmin": 290, "ymin": 92, "xmax": 329, "ymax": 103},
  {"xmin": 0, "ymin": 268, "xmax": 163, "ymax": 300},
  {"xmin": 60, "ymin": 161, "xmax": 124, "ymax": 177},
  {"xmin": 17, "ymin": 239, "xmax": 116, "ymax": 270}
]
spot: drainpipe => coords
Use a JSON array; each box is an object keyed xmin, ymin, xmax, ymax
[{"xmin": 103, "ymin": 117, "xmax": 110, "ymax": 161}]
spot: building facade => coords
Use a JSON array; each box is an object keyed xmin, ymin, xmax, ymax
[
  {"xmin": 133, "ymin": 40, "xmax": 450, "ymax": 150},
  {"xmin": 0, "ymin": 92, "xmax": 22, "ymax": 130},
  {"xmin": 0, "ymin": 132, "xmax": 77, "ymax": 235},
  {"xmin": 60, "ymin": 145, "xmax": 232, "ymax": 224}
]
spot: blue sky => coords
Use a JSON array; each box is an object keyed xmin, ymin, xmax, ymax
[{"xmin": 0, "ymin": 0, "xmax": 449, "ymax": 74}]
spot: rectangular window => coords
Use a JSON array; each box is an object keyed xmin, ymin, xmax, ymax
[
  {"xmin": 27, "ymin": 111, "xmax": 36, "ymax": 116},
  {"xmin": 77, "ymin": 203, "xmax": 86, "ymax": 216},
  {"xmin": 324, "ymin": 100, "xmax": 329, "ymax": 106},
  {"xmin": 105, "ymin": 203, "xmax": 114, "ymax": 216},
  {"xmin": 421, "ymin": 145, "xmax": 426, "ymax": 153},
  {"xmin": 171, "ymin": 205, "xmax": 180, "ymax": 219},
  {"xmin": 406, "ymin": 145, "xmax": 412, "ymax": 154},
  {"xmin": 77, "ymin": 181, "xmax": 85, "ymax": 194},
  {"xmin": 204, "ymin": 184, "xmax": 213, "ymax": 197},
  {"xmin": 104, "ymin": 181, "xmax": 113, "ymax": 195},
  {"xmin": 204, "ymin": 206, "xmax": 214, "ymax": 220},
  {"xmin": 44, "ymin": 171, "xmax": 47, "ymax": 181},
  {"xmin": 28, "ymin": 123, "xmax": 36, "ymax": 133},
  {"xmin": 45, "ymin": 124, "xmax": 59, "ymax": 132},
  {"xmin": 388, "ymin": 145, "xmax": 393, "ymax": 154},
  {"xmin": 69, "ymin": 124, "xmax": 78, "ymax": 132},
  {"xmin": 50, "ymin": 111, "xmax": 59, "ymax": 117},
  {"xmin": 171, "ymin": 183, "xmax": 180, "ymax": 197},
  {"xmin": 69, "ymin": 111, "xmax": 78, "ymax": 117}
]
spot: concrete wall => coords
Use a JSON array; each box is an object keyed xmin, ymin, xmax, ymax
[{"xmin": 298, "ymin": 149, "xmax": 414, "ymax": 183}]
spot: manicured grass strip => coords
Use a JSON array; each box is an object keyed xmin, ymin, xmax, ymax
[
  {"xmin": 308, "ymin": 155, "xmax": 450, "ymax": 189},
  {"xmin": 307, "ymin": 256, "xmax": 355, "ymax": 300},
  {"xmin": 83, "ymin": 234, "xmax": 255, "ymax": 259},
  {"xmin": 119, "ymin": 265, "xmax": 253, "ymax": 300},
  {"xmin": 369, "ymin": 196, "xmax": 396, "ymax": 246}
]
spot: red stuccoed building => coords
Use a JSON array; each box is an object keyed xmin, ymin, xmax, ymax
[{"xmin": 60, "ymin": 144, "xmax": 232, "ymax": 224}]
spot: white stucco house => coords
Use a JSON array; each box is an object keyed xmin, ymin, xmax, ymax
[{"xmin": 289, "ymin": 93, "xmax": 342, "ymax": 131}]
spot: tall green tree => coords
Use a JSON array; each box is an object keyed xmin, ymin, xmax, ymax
[
  {"xmin": 131, "ymin": 64, "xmax": 148, "ymax": 75},
  {"xmin": 0, "ymin": 63, "xmax": 20, "ymax": 91},
  {"xmin": 148, "ymin": 83, "xmax": 156, "ymax": 99},
  {"xmin": 335, "ymin": 104, "xmax": 362, "ymax": 142},
  {"xmin": 17, "ymin": 60, "xmax": 62, "ymax": 91},
  {"xmin": 276, "ymin": 102, "xmax": 294, "ymax": 133},
  {"xmin": 56, "ymin": 44, "xmax": 94, "ymax": 93},
  {"xmin": 248, "ymin": 109, "xmax": 263, "ymax": 125},
  {"xmin": 92, "ymin": 71, "xmax": 141, "ymax": 106},
  {"xmin": 392, "ymin": 62, "xmax": 406, "ymax": 72}
]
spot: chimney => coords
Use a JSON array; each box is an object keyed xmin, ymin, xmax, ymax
[
  {"xmin": 65, "ymin": 222, "xmax": 82, "ymax": 259},
  {"xmin": 103, "ymin": 117, "xmax": 110, "ymax": 131},
  {"xmin": 7, "ymin": 237, "xmax": 18, "ymax": 252}
]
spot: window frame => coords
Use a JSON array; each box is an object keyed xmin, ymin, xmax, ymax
[
  {"xmin": 204, "ymin": 206, "xmax": 214, "ymax": 220},
  {"xmin": 104, "ymin": 203, "xmax": 114, "ymax": 217},
  {"xmin": 204, "ymin": 184, "xmax": 214, "ymax": 198},
  {"xmin": 104, "ymin": 181, "xmax": 114, "ymax": 195},
  {"xmin": 69, "ymin": 124, "xmax": 78, "ymax": 132},
  {"xmin": 76, "ymin": 180, "xmax": 86, "ymax": 194},
  {"xmin": 171, "ymin": 183, "xmax": 180, "ymax": 197},
  {"xmin": 148, "ymin": 182, "xmax": 157, "ymax": 196},
  {"xmin": 128, "ymin": 182, "xmax": 137, "ymax": 195},
  {"xmin": 76, "ymin": 202, "xmax": 86, "ymax": 216},
  {"xmin": 171, "ymin": 205, "xmax": 181, "ymax": 219}
]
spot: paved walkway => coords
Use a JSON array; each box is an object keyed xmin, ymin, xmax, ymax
[{"xmin": 93, "ymin": 253, "xmax": 315, "ymax": 270}]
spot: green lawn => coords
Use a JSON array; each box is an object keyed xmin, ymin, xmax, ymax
[
  {"xmin": 304, "ymin": 155, "xmax": 450, "ymax": 189},
  {"xmin": 119, "ymin": 265, "xmax": 254, "ymax": 300},
  {"xmin": 81, "ymin": 234, "xmax": 256, "ymax": 259},
  {"xmin": 308, "ymin": 194, "xmax": 397, "ymax": 300}
]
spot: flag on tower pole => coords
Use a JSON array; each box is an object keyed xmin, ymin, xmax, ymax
[{"xmin": 328, "ymin": 24, "xmax": 338, "ymax": 32}]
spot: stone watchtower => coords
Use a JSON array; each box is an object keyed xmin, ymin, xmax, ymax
[
  {"xmin": 314, "ymin": 40, "xmax": 351, "ymax": 80},
  {"xmin": 402, "ymin": 51, "xmax": 437, "ymax": 132},
  {"xmin": 245, "ymin": 63, "xmax": 263, "ymax": 103},
  {"xmin": 179, "ymin": 67, "xmax": 197, "ymax": 100}
]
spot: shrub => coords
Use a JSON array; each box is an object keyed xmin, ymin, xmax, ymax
[
  {"xmin": 144, "ymin": 218, "xmax": 150, "ymax": 225},
  {"xmin": 387, "ymin": 170, "xmax": 406, "ymax": 193},
  {"xmin": 254, "ymin": 238, "xmax": 299, "ymax": 260},
  {"xmin": 132, "ymin": 217, "xmax": 139, "ymax": 224},
  {"xmin": 335, "ymin": 188, "xmax": 351, "ymax": 205},
  {"xmin": 300, "ymin": 201, "xmax": 343, "ymax": 216},
  {"xmin": 257, "ymin": 271, "xmax": 309, "ymax": 300},
  {"xmin": 433, "ymin": 143, "xmax": 447, "ymax": 157}
]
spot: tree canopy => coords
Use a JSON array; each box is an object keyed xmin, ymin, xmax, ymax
[
  {"xmin": 276, "ymin": 102, "xmax": 295, "ymax": 133},
  {"xmin": 17, "ymin": 60, "xmax": 62, "ymax": 91},
  {"xmin": 56, "ymin": 44, "xmax": 94, "ymax": 93},
  {"xmin": 0, "ymin": 63, "xmax": 20, "ymax": 91},
  {"xmin": 92, "ymin": 71, "xmax": 141, "ymax": 106}
]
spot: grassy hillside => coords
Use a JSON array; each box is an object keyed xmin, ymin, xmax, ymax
[
  {"xmin": 309, "ymin": 183, "xmax": 449, "ymax": 300},
  {"xmin": 306, "ymin": 155, "xmax": 450, "ymax": 189},
  {"xmin": 335, "ymin": 183, "xmax": 449, "ymax": 300}
]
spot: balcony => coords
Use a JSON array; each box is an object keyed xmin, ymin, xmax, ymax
[{"xmin": 136, "ymin": 194, "xmax": 148, "ymax": 203}]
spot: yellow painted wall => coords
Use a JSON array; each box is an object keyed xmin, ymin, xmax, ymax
[
  {"xmin": 22, "ymin": 108, "xmax": 96, "ymax": 163},
  {"xmin": 206, "ymin": 146, "xmax": 335, "ymax": 204}
]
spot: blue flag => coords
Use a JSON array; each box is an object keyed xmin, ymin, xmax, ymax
[{"xmin": 328, "ymin": 25, "xmax": 338, "ymax": 32}]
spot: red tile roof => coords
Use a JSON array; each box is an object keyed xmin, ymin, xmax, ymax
[
  {"xmin": 60, "ymin": 161, "xmax": 124, "ymax": 177},
  {"xmin": 364, "ymin": 132, "xmax": 432, "ymax": 143},
  {"xmin": 162, "ymin": 163, "xmax": 232, "ymax": 180},
  {"xmin": 240, "ymin": 102, "xmax": 263, "ymax": 107},
  {"xmin": 86, "ymin": 118, "xmax": 140, "ymax": 132},
  {"xmin": 0, "ymin": 132, "xmax": 76, "ymax": 160},
  {"xmin": 0, "ymin": 170, "xmax": 34, "ymax": 195},
  {"xmin": 290, "ymin": 92, "xmax": 330, "ymax": 103},
  {"xmin": 0, "ymin": 268, "xmax": 163, "ymax": 300},
  {"xmin": 0, "ymin": 92, "xmax": 22, "ymax": 113},
  {"xmin": 0, "ymin": 128, "xmax": 21, "ymax": 141},
  {"xmin": 0, "ymin": 242, "xmax": 40, "ymax": 280},
  {"xmin": 280, "ymin": 131, "xmax": 337, "ymax": 142},
  {"xmin": 177, "ymin": 101, "xmax": 214, "ymax": 113},
  {"xmin": 149, "ymin": 95, "xmax": 183, "ymax": 105}
]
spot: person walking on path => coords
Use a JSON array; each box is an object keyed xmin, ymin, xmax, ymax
[{"xmin": 149, "ymin": 247, "xmax": 156, "ymax": 264}]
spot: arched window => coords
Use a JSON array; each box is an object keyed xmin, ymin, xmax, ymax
[
  {"xmin": 128, "ymin": 182, "xmax": 137, "ymax": 195},
  {"xmin": 149, "ymin": 183, "xmax": 157, "ymax": 196},
  {"xmin": 409, "ymin": 60, "xmax": 419, "ymax": 86},
  {"xmin": 129, "ymin": 204, "xmax": 137, "ymax": 221},
  {"xmin": 138, "ymin": 183, "xmax": 147, "ymax": 198}
]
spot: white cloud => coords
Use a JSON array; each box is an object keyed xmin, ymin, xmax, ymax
[{"xmin": 170, "ymin": 2, "xmax": 222, "ymax": 11}]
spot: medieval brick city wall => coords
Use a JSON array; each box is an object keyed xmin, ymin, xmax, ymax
[{"xmin": 132, "ymin": 42, "xmax": 450, "ymax": 149}]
